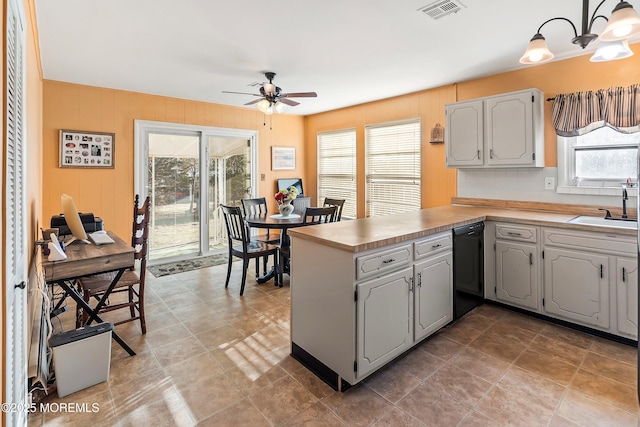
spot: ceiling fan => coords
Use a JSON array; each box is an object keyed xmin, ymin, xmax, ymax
[{"xmin": 222, "ymin": 72, "xmax": 317, "ymax": 115}]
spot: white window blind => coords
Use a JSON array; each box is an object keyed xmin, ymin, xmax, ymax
[
  {"xmin": 317, "ymin": 129, "xmax": 357, "ymax": 218},
  {"xmin": 365, "ymin": 120, "xmax": 421, "ymax": 217}
]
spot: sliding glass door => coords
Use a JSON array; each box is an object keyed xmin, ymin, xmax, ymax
[{"xmin": 135, "ymin": 121, "xmax": 257, "ymax": 263}]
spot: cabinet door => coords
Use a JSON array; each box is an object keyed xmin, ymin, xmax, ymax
[
  {"xmin": 543, "ymin": 247, "xmax": 609, "ymax": 329},
  {"xmin": 445, "ymin": 100, "xmax": 483, "ymax": 167},
  {"xmin": 357, "ymin": 268, "xmax": 413, "ymax": 378},
  {"xmin": 616, "ymin": 257, "xmax": 638, "ymax": 339},
  {"xmin": 486, "ymin": 91, "xmax": 534, "ymax": 166},
  {"xmin": 414, "ymin": 252, "xmax": 453, "ymax": 342},
  {"xmin": 496, "ymin": 241, "xmax": 538, "ymax": 310}
]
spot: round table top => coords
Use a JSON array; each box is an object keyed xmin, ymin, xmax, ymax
[{"xmin": 245, "ymin": 213, "xmax": 306, "ymax": 229}]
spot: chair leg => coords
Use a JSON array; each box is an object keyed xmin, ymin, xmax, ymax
[
  {"xmin": 255, "ymin": 257, "xmax": 260, "ymax": 276},
  {"xmin": 275, "ymin": 252, "xmax": 282, "ymax": 287},
  {"xmin": 138, "ymin": 284, "xmax": 146, "ymax": 334},
  {"xmin": 129, "ymin": 287, "xmax": 135, "ymax": 318},
  {"xmin": 240, "ymin": 259, "xmax": 249, "ymax": 296},
  {"xmin": 263, "ymin": 256, "xmax": 268, "ymax": 276},
  {"xmin": 225, "ymin": 251, "xmax": 233, "ymax": 288}
]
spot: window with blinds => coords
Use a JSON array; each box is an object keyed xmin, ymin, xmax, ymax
[
  {"xmin": 365, "ymin": 120, "xmax": 421, "ymax": 217},
  {"xmin": 317, "ymin": 129, "xmax": 357, "ymax": 218}
]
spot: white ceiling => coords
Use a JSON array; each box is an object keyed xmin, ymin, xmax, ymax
[{"xmin": 34, "ymin": 0, "xmax": 640, "ymax": 116}]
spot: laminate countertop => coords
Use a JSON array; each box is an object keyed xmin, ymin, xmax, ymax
[{"xmin": 287, "ymin": 205, "xmax": 636, "ymax": 253}]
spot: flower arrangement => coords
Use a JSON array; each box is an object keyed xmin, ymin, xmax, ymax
[{"xmin": 275, "ymin": 185, "xmax": 299, "ymax": 204}]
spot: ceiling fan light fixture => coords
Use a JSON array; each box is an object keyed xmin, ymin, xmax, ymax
[
  {"xmin": 274, "ymin": 101, "xmax": 286, "ymax": 114},
  {"xmin": 590, "ymin": 39, "xmax": 634, "ymax": 61},
  {"xmin": 519, "ymin": 33, "xmax": 554, "ymax": 64},
  {"xmin": 600, "ymin": 1, "xmax": 640, "ymax": 41},
  {"xmin": 263, "ymin": 83, "xmax": 276, "ymax": 95},
  {"xmin": 257, "ymin": 99, "xmax": 271, "ymax": 114}
]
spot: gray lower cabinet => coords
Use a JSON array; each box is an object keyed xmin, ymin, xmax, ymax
[
  {"xmin": 496, "ymin": 241, "xmax": 539, "ymax": 311},
  {"xmin": 616, "ymin": 257, "xmax": 638, "ymax": 339},
  {"xmin": 290, "ymin": 230, "xmax": 453, "ymax": 388}
]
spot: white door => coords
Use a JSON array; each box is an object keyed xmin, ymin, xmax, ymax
[
  {"xmin": 486, "ymin": 91, "xmax": 533, "ymax": 166},
  {"xmin": 616, "ymin": 257, "xmax": 638, "ymax": 339},
  {"xmin": 5, "ymin": 0, "xmax": 28, "ymax": 425},
  {"xmin": 135, "ymin": 121, "xmax": 257, "ymax": 262},
  {"xmin": 357, "ymin": 268, "xmax": 413, "ymax": 379},
  {"xmin": 414, "ymin": 253, "xmax": 453, "ymax": 342},
  {"xmin": 496, "ymin": 241, "xmax": 539, "ymax": 310},
  {"xmin": 445, "ymin": 100, "xmax": 484, "ymax": 167},
  {"xmin": 543, "ymin": 247, "xmax": 609, "ymax": 329}
]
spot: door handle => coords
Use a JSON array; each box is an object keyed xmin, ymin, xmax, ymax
[{"xmin": 15, "ymin": 281, "xmax": 26, "ymax": 289}]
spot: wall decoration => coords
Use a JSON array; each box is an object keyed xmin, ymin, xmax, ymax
[
  {"xmin": 59, "ymin": 130, "xmax": 115, "ymax": 168},
  {"xmin": 430, "ymin": 123, "xmax": 444, "ymax": 144},
  {"xmin": 271, "ymin": 146, "xmax": 296, "ymax": 170}
]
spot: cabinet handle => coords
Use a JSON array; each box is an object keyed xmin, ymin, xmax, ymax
[
  {"xmin": 417, "ymin": 272, "xmax": 422, "ymax": 287},
  {"xmin": 600, "ymin": 264, "xmax": 603, "ymax": 279},
  {"xmin": 477, "ymin": 149, "xmax": 480, "ymax": 159},
  {"xmin": 490, "ymin": 149, "xmax": 494, "ymax": 159},
  {"xmin": 622, "ymin": 267, "xmax": 626, "ymax": 282},
  {"xmin": 529, "ymin": 253, "xmax": 533, "ymax": 266},
  {"xmin": 507, "ymin": 232, "xmax": 522, "ymax": 237},
  {"xmin": 431, "ymin": 244, "xmax": 442, "ymax": 249},
  {"xmin": 382, "ymin": 258, "xmax": 395, "ymax": 264}
]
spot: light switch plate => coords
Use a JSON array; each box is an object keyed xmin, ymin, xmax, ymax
[{"xmin": 544, "ymin": 177, "xmax": 555, "ymax": 190}]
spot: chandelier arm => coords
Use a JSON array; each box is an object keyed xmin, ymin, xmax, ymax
[
  {"xmin": 537, "ymin": 17, "xmax": 579, "ymax": 39},
  {"xmin": 587, "ymin": 0, "xmax": 610, "ymax": 32}
]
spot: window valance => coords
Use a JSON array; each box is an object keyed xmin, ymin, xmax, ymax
[{"xmin": 551, "ymin": 84, "xmax": 640, "ymax": 136}]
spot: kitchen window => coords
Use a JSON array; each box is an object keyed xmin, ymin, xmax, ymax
[
  {"xmin": 317, "ymin": 129, "xmax": 357, "ymax": 218},
  {"xmin": 557, "ymin": 126, "xmax": 639, "ymax": 192},
  {"xmin": 365, "ymin": 119, "xmax": 421, "ymax": 217}
]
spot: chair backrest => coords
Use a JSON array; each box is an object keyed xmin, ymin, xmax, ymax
[
  {"xmin": 291, "ymin": 197, "xmax": 312, "ymax": 214},
  {"xmin": 132, "ymin": 194, "xmax": 151, "ymax": 282},
  {"xmin": 303, "ymin": 206, "xmax": 337, "ymax": 225},
  {"xmin": 221, "ymin": 205, "xmax": 251, "ymax": 249},
  {"xmin": 241, "ymin": 197, "xmax": 268, "ymax": 216},
  {"xmin": 323, "ymin": 197, "xmax": 346, "ymax": 221}
]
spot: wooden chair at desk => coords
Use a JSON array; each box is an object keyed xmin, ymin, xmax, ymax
[
  {"xmin": 241, "ymin": 197, "xmax": 280, "ymax": 275},
  {"xmin": 279, "ymin": 205, "xmax": 337, "ymax": 284},
  {"xmin": 76, "ymin": 194, "xmax": 151, "ymax": 333},
  {"xmin": 221, "ymin": 205, "xmax": 280, "ymax": 296}
]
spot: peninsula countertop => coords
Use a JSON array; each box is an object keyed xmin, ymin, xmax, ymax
[{"xmin": 287, "ymin": 204, "xmax": 635, "ymax": 253}]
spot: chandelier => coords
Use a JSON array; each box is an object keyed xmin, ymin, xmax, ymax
[{"xmin": 520, "ymin": 0, "xmax": 640, "ymax": 64}]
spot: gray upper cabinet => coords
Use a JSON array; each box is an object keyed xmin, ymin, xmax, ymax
[{"xmin": 445, "ymin": 88, "xmax": 544, "ymax": 168}]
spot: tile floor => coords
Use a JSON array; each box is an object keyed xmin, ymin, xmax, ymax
[{"xmin": 28, "ymin": 260, "xmax": 639, "ymax": 426}]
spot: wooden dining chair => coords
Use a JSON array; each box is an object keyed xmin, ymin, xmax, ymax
[
  {"xmin": 291, "ymin": 197, "xmax": 311, "ymax": 214},
  {"xmin": 221, "ymin": 204, "xmax": 280, "ymax": 295},
  {"xmin": 323, "ymin": 197, "xmax": 346, "ymax": 221},
  {"xmin": 76, "ymin": 194, "xmax": 151, "ymax": 333},
  {"xmin": 279, "ymin": 205, "xmax": 338, "ymax": 284},
  {"xmin": 241, "ymin": 197, "xmax": 280, "ymax": 275}
]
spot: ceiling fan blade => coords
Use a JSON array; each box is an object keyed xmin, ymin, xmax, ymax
[
  {"xmin": 280, "ymin": 92, "xmax": 317, "ymax": 98},
  {"xmin": 244, "ymin": 98, "xmax": 264, "ymax": 106},
  {"xmin": 222, "ymin": 91, "xmax": 261, "ymax": 97},
  {"xmin": 278, "ymin": 98, "xmax": 300, "ymax": 106}
]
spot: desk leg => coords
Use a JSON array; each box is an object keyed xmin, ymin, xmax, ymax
[{"xmin": 57, "ymin": 275, "xmax": 136, "ymax": 357}]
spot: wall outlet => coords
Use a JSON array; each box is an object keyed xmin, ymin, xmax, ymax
[{"xmin": 544, "ymin": 177, "xmax": 555, "ymax": 190}]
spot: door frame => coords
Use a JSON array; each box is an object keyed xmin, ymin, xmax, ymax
[{"xmin": 134, "ymin": 120, "xmax": 258, "ymax": 262}]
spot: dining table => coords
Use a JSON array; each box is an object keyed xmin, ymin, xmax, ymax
[{"xmin": 245, "ymin": 212, "xmax": 309, "ymax": 285}]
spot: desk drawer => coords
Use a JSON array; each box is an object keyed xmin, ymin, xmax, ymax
[
  {"xmin": 414, "ymin": 232, "xmax": 452, "ymax": 260},
  {"xmin": 495, "ymin": 223, "xmax": 537, "ymax": 243},
  {"xmin": 356, "ymin": 245, "xmax": 412, "ymax": 281}
]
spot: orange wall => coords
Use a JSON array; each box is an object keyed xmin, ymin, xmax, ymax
[
  {"xmin": 304, "ymin": 86, "xmax": 457, "ymax": 218},
  {"xmin": 304, "ymin": 43, "xmax": 640, "ymax": 211},
  {"xmin": 42, "ymin": 81, "xmax": 306, "ymax": 239}
]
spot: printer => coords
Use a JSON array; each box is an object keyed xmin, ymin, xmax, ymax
[{"xmin": 50, "ymin": 212, "xmax": 104, "ymax": 236}]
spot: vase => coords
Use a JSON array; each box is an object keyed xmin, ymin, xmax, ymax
[{"xmin": 278, "ymin": 199, "xmax": 294, "ymax": 217}]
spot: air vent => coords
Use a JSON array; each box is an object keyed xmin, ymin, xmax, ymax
[{"xmin": 418, "ymin": 0, "xmax": 466, "ymax": 19}]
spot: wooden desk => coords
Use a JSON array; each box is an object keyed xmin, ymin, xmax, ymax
[{"xmin": 42, "ymin": 231, "xmax": 136, "ymax": 356}]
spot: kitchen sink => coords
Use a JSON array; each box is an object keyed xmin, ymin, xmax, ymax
[{"xmin": 567, "ymin": 216, "xmax": 637, "ymax": 230}]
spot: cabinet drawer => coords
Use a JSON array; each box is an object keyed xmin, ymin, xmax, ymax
[
  {"xmin": 495, "ymin": 223, "xmax": 537, "ymax": 243},
  {"xmin": 414, "ymin": 232, "xmax": 452, "ymax": 260},
  {"xmin": 356, "ymin": 245, "xmax": 412, "ymax": 281},
  {"xmin": 543, "ymin": 228, "xmax": 636, "ymax": 256}
]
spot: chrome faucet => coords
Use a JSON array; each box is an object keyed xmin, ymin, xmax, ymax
[{"xmin": 622, "ymin": 184, "xmax": 628, "ymax": 219}]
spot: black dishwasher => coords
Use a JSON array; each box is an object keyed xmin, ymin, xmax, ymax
[{"xmin": 453, "ymin": 222, "xmax": 484, "ymax": 320}]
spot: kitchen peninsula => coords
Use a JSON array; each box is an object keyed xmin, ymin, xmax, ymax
[{"xmin": 287, "ymin": 203, "xmax": 637, "ymax": 390}]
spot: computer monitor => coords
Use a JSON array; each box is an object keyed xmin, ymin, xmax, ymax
[
  {"xmin": 277, "ymin": 178, "xmax": 303, "ymax": 196},
  {"xmin": 61, "ymin": 194, "xmax": 90, "ymax": 244}
]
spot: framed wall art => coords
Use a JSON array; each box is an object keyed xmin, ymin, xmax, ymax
[
  {"xmin": 59, "ymin": 129, "xmax": 115, "ymax": 168},
  {"xmin": 271, "ymin": 146, "xmax": 296, "ymax": 170}
]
